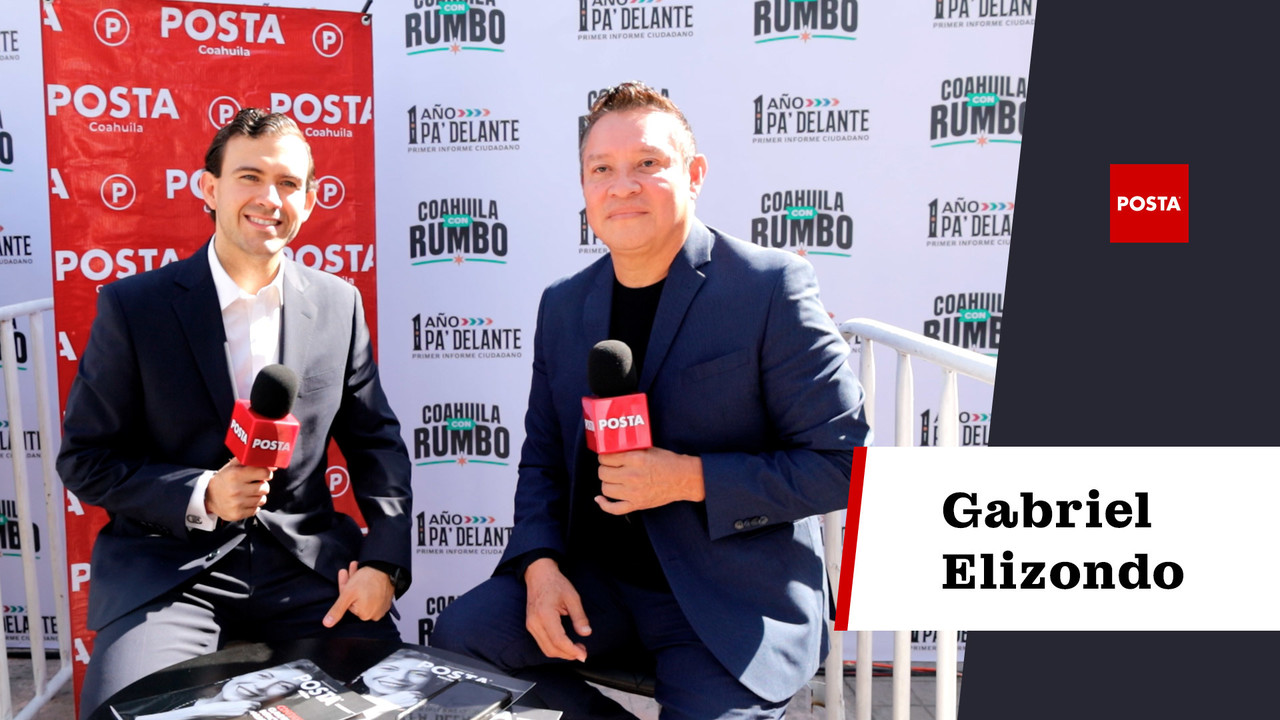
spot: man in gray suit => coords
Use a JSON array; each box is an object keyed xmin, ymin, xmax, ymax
[
  {"xmin": 58, "ymin": 108, "xmax": 412, "ymax": 717},
  {"xmin": 433, "ymin": 82, "xmax": 868, "ymax": 719}
]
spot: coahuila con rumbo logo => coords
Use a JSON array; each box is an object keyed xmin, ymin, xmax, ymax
[
  {"xmin": 415, "ymin": 594, "xmax": 456, "ymax": 645},
  {"xmin": 920, "ymin": 408, "xmax": 991, "ymax": 447},
  {"xmin": 413, "ymin": 402, "xmax": 510, "ymax": 467},
  {"xmin": 933, "ymin": 0, "xmax": 1035, "ymax": 28},
  {"xmin": 405, "ymin": 0, "xmax": 506, "ymax": 55},
  {"xmin": 931, "ymin": 75, "xmax": 1026, "ymax": 148},
  {"xmin": 750, "ymin": 189, "xmax": 854, "ymax": 259},
  {"xmin": 578, "ymin": 0, "xmax": 694, "ymax": 40},
  {"xmin": 752, "ymin": 93, "xmax": 870, "ymax": 144},
  {"xmin": 753, "ymin": 0, "xmax": 857, "ymax": 43},
  {"xmin": 927, "ymin": 197, "xmax": 1013, "ymax": 247},
  {"xmin": 407, "ymin": 102, "xmax": 520, "ymax": 153},
  {"xmin": 0, "ymin": 497, "xmax": 42, "ymax": 556},
  {"xmin": 411, "ymin": 312, "xmax": 523, "ymax": 360},
  {"xmin": 923, "ymin": 292, "xmax": 1002, "ymax": 355},
  {"xmin": 409, "ymin": 197, "xmax": 508, "ymax": 266}
]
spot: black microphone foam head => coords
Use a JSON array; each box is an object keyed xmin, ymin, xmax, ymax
[
  {"xmin": 249, "ymin": 364, "xmax": 300, "ymax": 419},
  {"xmin": 587, "ymin": 340, "xmax": 638, "ymax": 398}
]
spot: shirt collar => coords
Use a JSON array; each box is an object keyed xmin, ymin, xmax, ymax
[{"xmin": 207, "ymin": 239, "xmax": 285, "ymax": 310}]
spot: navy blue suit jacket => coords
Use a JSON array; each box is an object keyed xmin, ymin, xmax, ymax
[
  {"xmin": 498, "ymin": 222, "xmax": 869, "ymax": 702},
  {"xmin": 57, "ymin": 244, "xmax": 412, "ymax": 631}
]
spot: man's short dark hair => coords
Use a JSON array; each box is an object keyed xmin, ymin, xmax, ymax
[
  {"xmin": 204, "ymin": 108, "xmax": 315, "ymax": 220},
  {"xmin": 579, "ymin": 81, "xmax": 697, "ymax": 169}
]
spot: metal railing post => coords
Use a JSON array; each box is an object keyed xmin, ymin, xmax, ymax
[
  {"xmin": 838, "ymin": 318, "xmax": 996, "ymax": 720},
  {"xmin": 823, "ymin": 510, "xmax": 845, "ymax": 720},
  {"xmin": 0, "ymin": 298, "xmax": 70, "ymax": 720}
]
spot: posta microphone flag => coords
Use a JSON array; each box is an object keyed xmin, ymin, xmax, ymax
[
  {"xmin": 582, "ymin": 340, "xmax": 652, "ymax": 453},
  {"xmin": 226, "ymin": 364, "xmax": 301, "ymax": 468}
]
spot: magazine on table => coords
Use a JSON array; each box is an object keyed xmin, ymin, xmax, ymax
[
  {"xmin": 350, "ymin": 648, "xmax": 535, "ymax": 720},
  {"xmin": 108, "ymin": 659, "xmax": 378, "ymax": 720}
]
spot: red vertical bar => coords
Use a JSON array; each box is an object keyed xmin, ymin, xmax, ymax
[{"xmin": 834, "ymin": 445, "xmax": 868, "ymax": 631}]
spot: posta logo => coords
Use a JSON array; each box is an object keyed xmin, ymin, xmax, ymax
[{"xmin": 1109, "ymin": 164, "xmax": 1189, "ymax": 243}]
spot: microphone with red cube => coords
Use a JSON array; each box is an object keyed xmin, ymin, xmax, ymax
[
  {"xmin": 582, "ymin": 340, "xmax": 652, "ymax": 454},
  {"xmin": 225, "ymin": 364, "xmax": 301, "ymax": 468}
]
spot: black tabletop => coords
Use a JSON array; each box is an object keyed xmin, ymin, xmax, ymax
[{"xmin": 88, "ymin": 639, "xmax": 505, "ymax": 720}]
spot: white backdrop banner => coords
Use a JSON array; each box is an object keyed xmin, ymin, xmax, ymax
[
  {"xmin": 1, "ymin": 0, "xmax": 1033, "ymax": 663},
  {"xmin": 371, "ymin": 0, "xmax": 1033, "ymax": 661},
  {"xmin": 1, "ymin": 0, "xmax": 59, "ymax": 651}
]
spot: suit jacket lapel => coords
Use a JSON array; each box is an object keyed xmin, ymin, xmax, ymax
[
  {"xmin": 280, "ymin": 260, "xmax": 317, "ymax": 375},
  {"xmin": 638, "ymin": 221, "xmax": 712, "ymax": 392},
  {"xmin": 569, "ymin": 256, "xmax": 614, "ymax": 526},
  {"xmin": 582, "ymin": 255, "xmax": 614, "ymax": 347},
  {"xmin": 171, "ymin": 243, "xmax": 235, "ymax": 412}
]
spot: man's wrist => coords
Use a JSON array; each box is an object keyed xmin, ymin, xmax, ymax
[
  {"xmin": 186, "ymin": 470, "xmax": 219, "ymax": 531},
  {"xmin": 526, "ymin": 556, "xmax": 558, "ymax": 575},
  {"xmin": 517, "ymin": 551, "xmax": 561, "ymax": 583},
  {"xmin": 683, "ymin": 454, "xmax": 706, "ymax": 502},
  {"xmin": 359, "ymin": 560, "xmax": 408, "ymax": 597}
]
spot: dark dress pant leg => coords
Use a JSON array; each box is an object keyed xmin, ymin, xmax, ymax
[
  {"xmin": 616, "ymin": 583, "xmax": 790, "ymax": 720},
  {"xmin": 431, "ymin": 569, "xmax": 644, "ymax": 720}
]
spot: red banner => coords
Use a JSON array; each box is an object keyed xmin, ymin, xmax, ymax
[{"xmin": 41, "ymin": 0, "xmax": 376, "ymax": 703}]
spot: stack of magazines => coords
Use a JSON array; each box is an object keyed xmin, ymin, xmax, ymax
[{"xmin": 108, "ymin": 648, "xmax": 536, "ymax": 720}]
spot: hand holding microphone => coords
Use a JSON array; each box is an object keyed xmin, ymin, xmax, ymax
[
  {"xmin": 582, "ymin": 341, "xmax": 704, "ymax": 514},
  {"xmin": 209, "ymin": 365, "xmax": 300, "ymax": 522},
  {"xmin": 596, "ymin": 447, "xmax": 705, "ymax": 514}
]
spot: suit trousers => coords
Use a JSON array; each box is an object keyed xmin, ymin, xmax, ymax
[
  {"xmin": 78, "ymin": 521, "xmax": 401, "ymax": 720},
  {"xmin": 431, "ymin": 564, "xmax": 789, "ymax": 720}
]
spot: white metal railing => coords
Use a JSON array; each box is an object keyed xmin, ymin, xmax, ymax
[
  {"xmin": 838, "ymin": 318, "xmax": 997, "ymax": 720},
  {"xmin": 821, "ymin": 507, "xmax": 843, "ymax": 719},
  {"xmin": 0, "ymin": 298, "xmax": 72, "ymax": 720}
]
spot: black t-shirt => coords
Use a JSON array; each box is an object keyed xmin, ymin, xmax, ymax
[{"xmin": 570, "ymin": 277, "xmax": 670, "ymax": 590}]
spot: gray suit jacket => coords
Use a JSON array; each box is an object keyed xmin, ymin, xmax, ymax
[
  {"xmin": 57, "ymin": 243, "xmax": 412, "ymax": 630},
  {"xmin": 498, "ymin": 221, "xmax": 869, "ymax": 702}
]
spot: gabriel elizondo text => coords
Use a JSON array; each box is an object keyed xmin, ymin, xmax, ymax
[{"xmin": 941, "ymin": 490, "xmax": 1184, "ymax": 590}]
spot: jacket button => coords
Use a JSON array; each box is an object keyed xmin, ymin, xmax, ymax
[
  {"xmin": 757, "ymin": 516, "xmax": 768, "ymax": 526},
  {"xmin": 734, "ymin": 520, "xmax": 745, "ymax": 531}
]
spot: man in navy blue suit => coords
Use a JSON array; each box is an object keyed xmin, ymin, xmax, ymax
[
  {"xmin": 433, "ymin": 83, "xmax": 869, "ymax": 719},
  {"xmin": 58, "ymin": 109, "xmax": 411, "ymax": 717}
]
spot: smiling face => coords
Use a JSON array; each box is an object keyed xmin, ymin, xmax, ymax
[
  {"xmin": 220, "ymin": 667, "xmax": 308, "ymax": 702},
  {"xmin": 200, "ymin": 132, "xmax": 316, "ymax": 275},
  {"xmin": 361, "ymin": 657, "xmax": 435, "ymax": 697},
  {"xmin": 581, "ymin": 109, "xmax": 707, "ymax": 284}
]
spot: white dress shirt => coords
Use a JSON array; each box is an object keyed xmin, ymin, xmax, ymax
[{"xmin": 185, "ymin": 241, "xmax": 285, "ymax": 531}]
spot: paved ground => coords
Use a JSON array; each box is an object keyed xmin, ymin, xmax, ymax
[
  {"xmin": 6, "ymin": 654, "xmax": 74, "ymax": 719},
  {"xmin": 5, "ymin": 655, "xmax": 959, "ymax": 719}
]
